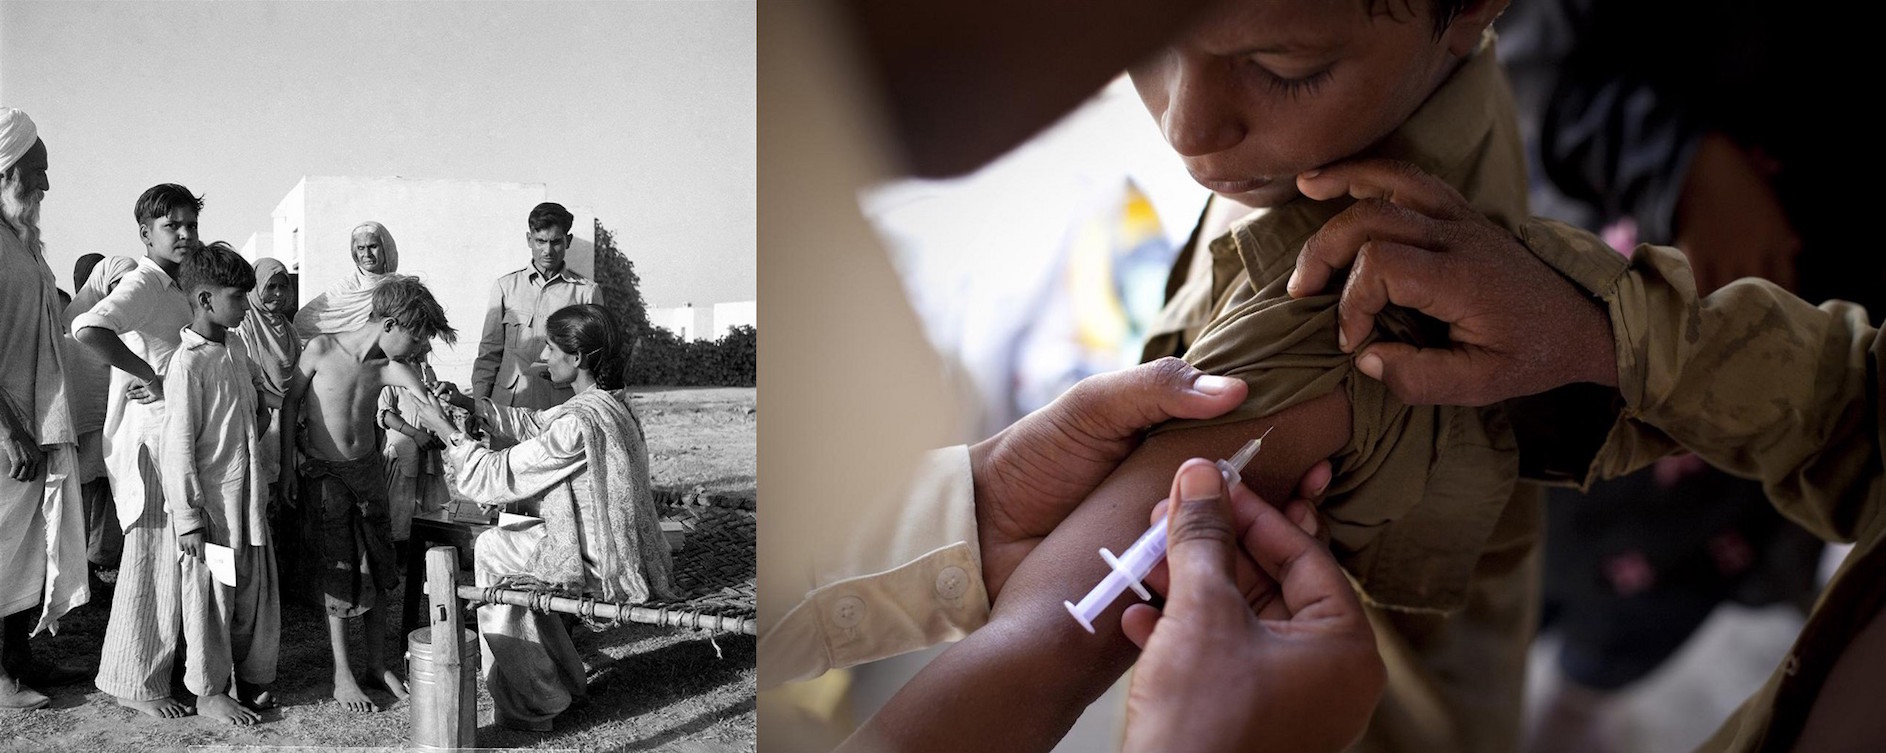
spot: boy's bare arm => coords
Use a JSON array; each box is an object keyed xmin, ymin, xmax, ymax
[
  {"xmin": 280, "ymin": 340, "xmax": 320, "ymax": 502},
  {"xmin": 75, "ymin": 326, "xmax": 158, "ymax": 384},
  {"xmin": 379, "ymin": 361, "xmax": 444, "ymax": 428},
  {"xmin": 843, "ymin": 391, "xmax": 1351, "ymax": 753}
]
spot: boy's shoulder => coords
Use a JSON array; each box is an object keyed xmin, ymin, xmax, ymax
[{"xmin": 304, "ymin": 333, "xmax": 340, "ymax": 360}]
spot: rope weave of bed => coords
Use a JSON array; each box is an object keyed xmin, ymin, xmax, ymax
[{"xmin": 455, "ymin": 496, "xmax": 756, "ymax": 635}]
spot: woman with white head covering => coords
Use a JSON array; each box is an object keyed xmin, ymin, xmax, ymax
[
  {"xmin": 61, "ymin": 255, "xmax": 139, "ymax": 571},
  {"xmin": 292, "ymin": 221, "xmax": 400, "ymax": 340}
]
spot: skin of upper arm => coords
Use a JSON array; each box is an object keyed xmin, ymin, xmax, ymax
[{"xmin": 849, "ymin": 390, "xmax": 1352, "ymax": 752}]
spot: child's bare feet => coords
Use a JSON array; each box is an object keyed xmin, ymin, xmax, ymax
[
  {"xmin": 114, "ymin": 695, "xmax": 192, "ymax": 719},
  {"xmin": 359, "ymin": 668, "xmax": 409, "ymax": 702},
  {"xmin": 197, "ymin": 693, "xmax": 259, "ymax": 726},
  {"xmin": 331, "ymin": 674, "xmax": 376, "ymax": 712}
]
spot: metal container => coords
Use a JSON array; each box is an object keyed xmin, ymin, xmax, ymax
[{"xmin": 407, "ymin": 627, "xmax": 478, "ymax": 750}]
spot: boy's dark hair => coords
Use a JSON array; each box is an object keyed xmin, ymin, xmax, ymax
[
  {"xmin": 134, "ymin": 183, "xmax": 204, "ymax": 225},
  {"xmin": 527, "ymin": 202, "xmax": 575, "ymax": 235},
  {"xmin": 179, "ymin": 242, "xmax": 256, "ymax": 303},
  {"xmin": 371, "ymin": 275, "xmax": 458, "ymax": 345},
  {"xmin": 1367, "ymin": 0, "xmax": 1469, "ymax": 36},
  {"xmin": 545, "ymin": 304, "xmax": 628, "ymax": 390}
]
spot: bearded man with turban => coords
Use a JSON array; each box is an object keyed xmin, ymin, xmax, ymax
[{"xmin": 0, "ymin": 107, "xmax": 92, "ymax": 711}]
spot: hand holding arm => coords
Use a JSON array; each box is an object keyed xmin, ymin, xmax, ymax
[{"xmin": 968, "ymin": 357, "xmax": 1247, "ymax": 600}]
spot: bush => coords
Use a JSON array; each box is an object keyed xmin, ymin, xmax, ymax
[{"xmin": 627, "ymin": 324, "xmax": 755, "ymax": 387}]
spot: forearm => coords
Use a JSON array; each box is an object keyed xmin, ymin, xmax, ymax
[
  {"xmin": 380, "ymin": 408, "xmax": 419, "ymax": 439},
  {"xmin": 1600, "ymin": 245, "xmax": 1884, "ymax": 539},
  {"xmin": 76, "ymin": 327, "xmax": 155, "ymax": 382},
  {"xmin": 849, "ymin": 403, "xmax": 1346, "ymax": 752}
]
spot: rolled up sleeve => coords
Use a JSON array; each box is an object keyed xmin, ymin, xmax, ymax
[{"xmin": 759, "ymin": 446, "xmax": 990, "ymax": 689}]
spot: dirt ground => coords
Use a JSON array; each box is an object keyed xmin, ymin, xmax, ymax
[{"xmin": 0, "ymin": 387, "xmax": 756, "ymax": 753}]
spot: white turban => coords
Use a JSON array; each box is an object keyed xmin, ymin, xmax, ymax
[{"xmin": 0, "ymin": 108, "xmax": 38, "ymax": 172}]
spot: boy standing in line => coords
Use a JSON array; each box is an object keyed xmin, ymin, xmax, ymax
[
  {"xmin": 75, "ymin": 184, "xmax": 200, "ymax": 719},
  {"xmin": 163, "ymin": 242, "xmax": 281, "ymax": 724}
]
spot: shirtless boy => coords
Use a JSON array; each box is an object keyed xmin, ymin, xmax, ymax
[{"xmin": 281, "ymin": 275, "xmax": 454, "ymax": 712}]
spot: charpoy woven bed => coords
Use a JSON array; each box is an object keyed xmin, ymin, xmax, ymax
[{"xmin": 450, "ymin": 489, "xmax": 757, "ymax": 635}]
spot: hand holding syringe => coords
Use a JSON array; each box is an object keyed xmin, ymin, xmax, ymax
[{"xmin": 1065, "ymin": 429, "xmax": 1271, "ymax": 633}]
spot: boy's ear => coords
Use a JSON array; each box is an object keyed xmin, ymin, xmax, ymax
[
  {"xmin": 196, "ymin": 288, "xmax": 213, "ymax": 311},
  {"xmin": 1442, "ymin": 0, "xmax": 1511, "ymax": 58}
]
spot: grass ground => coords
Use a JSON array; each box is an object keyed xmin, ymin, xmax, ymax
[{"xmin": 0, "ymin": 387, "xmax": 756, "ymax": 753}]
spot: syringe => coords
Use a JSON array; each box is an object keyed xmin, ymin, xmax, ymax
[{"xmin": 1063, "ymin": 429, "xmax": 1271, "ymax": 634}]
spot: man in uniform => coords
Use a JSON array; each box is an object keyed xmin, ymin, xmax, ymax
[{"xmin": 473, "ymin": 202, "xmax": 600, "ymax": 409}]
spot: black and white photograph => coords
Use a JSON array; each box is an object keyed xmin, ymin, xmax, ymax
[{"xmin": 0, "ymin": 2, "xmax": 755, "ymax": 750}]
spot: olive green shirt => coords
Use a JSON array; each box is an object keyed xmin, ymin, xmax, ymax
[
  {"xmin": 1522, "ymin": 219, "xmax": 1886, "ymax": 752},
  {"xmin": 1142, "ymin": 36, "xmax": 1531, "ymax": 614}
]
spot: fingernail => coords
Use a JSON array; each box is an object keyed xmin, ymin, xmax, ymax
[
  {"xmin": 1338, "ymin": 328, "xmax": 1349, "ymax": 352},
  {"xmin": 1301, "ymin": 168, "xmax": 1321, "ymax": 179},
  {"xmin": 1286, "ymin": 269, "xmax": 1301, "ymax": 294},
  {"xmin": 1357, "ymin": 352, "xmax": 1383, "ymax": 380},
  {"xmin": 1294, "ymin": 507, "xmax": 1320, "ymax": 537},
  {"xmin": 1193, "ymin": 375, "xmax": 1236, "ymax": 395},
  {"xmin": 1179, "ymin": 463, "xmax": 1221, "ymax": 502},
  {"xmin": 1314, "ymin": 475, "xmax": 1331, "ymax": 497}
]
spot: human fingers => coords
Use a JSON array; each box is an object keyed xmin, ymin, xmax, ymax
[
  {"xmin": 1122, "ymin": 603, "xmax": 1160, "ymax": 650},
  {"xmin": 1353, "ymin": 341, "xmax": 1503, "ymax": 406},
  {"xmin": 1296, "ymin": 159, "xmax": 1475, "ymax": 221},
  {"xmin": 1295, "ymin": 460, "xmax": 1333, "ymax": 502},
  {"xmin": 1056, "ymin": 358, "xmax": 1248, "ymax": 441},
  {"xmin": 1147, "ymin": 460, "xmax": 1329, "ymax": 597},
  {"xmin": 1238, "ymin": 496, "xmax": 1362, "ymax": 624},
  {"xmin": 1290, "ymin": 198, "xmax": 1441, "ymax": 299},
  {"xmin": 4, "ymin": 442, "xmax": 27, "ymax": 482},
  {"xmin": 1335, "ymin": 240, "xmax": 1453, "ymax": 353},
  {"xmin": 1163, "ymin": 460, "xmax": 1243, "ymax": 608}
]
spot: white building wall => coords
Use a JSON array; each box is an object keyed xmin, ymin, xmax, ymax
[
  {"xmin": 238, "ymin": 231, "xmax": 276, "ymax": 264},
  {"xmin": 649, "ymin": 305, "xmax": 716, "ymax": 341},
  {"xmin": 281, "ymin": 176, "xmax": 597, "ymax": 388},
  {"xmin": 712, "ymin": 300, "xmax": 756, "ymax": 335}
]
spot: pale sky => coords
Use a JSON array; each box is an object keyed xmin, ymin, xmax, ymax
[{"xmin": 0, "ymin": 0, "xmax": 755, "ymax": 309}]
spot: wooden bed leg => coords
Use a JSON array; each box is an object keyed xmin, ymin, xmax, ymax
[{"xmin": 412, "ymin": 546, "xmax": 474, "ymax": 749}]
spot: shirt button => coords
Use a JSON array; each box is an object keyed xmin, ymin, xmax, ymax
[
  {"xmin": 935, "ymin": 566, "xmax": 968, "ymax": 601},
  {"xmin": 833, "ymin": 595, "xmax": 865, "ymax": 628}
]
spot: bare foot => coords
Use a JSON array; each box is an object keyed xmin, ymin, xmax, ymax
[
  {"xmin": 359, "ymin": 669, "xmax": 409, "ymax": 702},
  {"xmin": 114, "ymin": 695, "xmax": 192, "ymax": 719},
  {"xmin": 236, "ymin": 680, "xmax": 275, "ymax": 710},
  {"xmin": 331, "ymin": 675, "xmax": 376, "ymax": 712},
  {"xmin": 197, "ymin": 694, "xmax": 259, "ymax": 726},
  {"xmin": 0, "ymin": 678, "xmax": 49, "ymax": 710}
]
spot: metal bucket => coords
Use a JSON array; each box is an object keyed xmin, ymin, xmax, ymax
[{"xmin": 407, "ymin": 627, "xmax": 478, "ymax": 750}]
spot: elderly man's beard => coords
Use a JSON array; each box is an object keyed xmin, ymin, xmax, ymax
[{"xmin": 1, "ymin": 176, "xmax": 44, "ymax": 256}]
